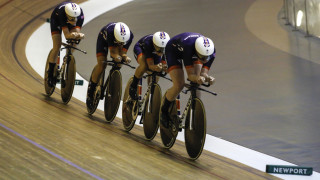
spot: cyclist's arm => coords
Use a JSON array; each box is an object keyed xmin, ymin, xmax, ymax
[
  {"xmin": 119, "ymin": 48, "xmax": 128, "ymax": 59},
  {"xmin": 62, "ymin": 28, "xmax": 83, "ymax": 39},
  {"xmin": 146, "ymin": 58, "xmax": 160, "ymax": 72},
  {"xmin": 186, "ymin": 64, "xmax": 205, "ymax": 84},
  {"xmin": 200, "ymin": 68, "xmax": 209, "ymax": 79},
  {"xmin": 109, "ymin": 46, "xmax": 122, "ymax": 62},
  {"xmin": 147, "ymin": 54, "xmax": 163, "ymax": 72},
  {"xmin": 200, "ymin": 66, "xmax": 215, "ymax": 85}
]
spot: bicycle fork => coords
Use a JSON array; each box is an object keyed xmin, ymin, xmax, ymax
[
  {"xmin": 179, "ymin": 95, "xmax": 194, "ymax": 131},
  {"xmin": 138, "ymin": 80, "xmax": 150, "ymax": 124}
]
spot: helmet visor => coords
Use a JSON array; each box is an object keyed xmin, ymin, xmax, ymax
[
  {"xmin": 154, "ymin": 44, "xmax": 164, "ymax": 53},
  {"xmin": 114, "ymin": 39, "xmax": 126, "ymax": 46},
  {"xmin": 66, "ymin": 14, "xmax": 77, "ymax": 24},
  {"xmin": 197, "ymin": 53, "xmax": 210, "ymax": 62}
]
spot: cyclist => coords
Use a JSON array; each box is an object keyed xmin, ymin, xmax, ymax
[
  {"xmin": 87, "ymin": 22, "xmax": 134, "ymax": 108},
  {"xmin": 128, "ymin": 31, "xmax": 170, "ymax": 100},
  {"xmin": 161, "ymin": 32, "xmax": 216, "ymax": 128},
  {"xmin": 47, "ymin": 2, "xmax": 85, "ymax": 86}
]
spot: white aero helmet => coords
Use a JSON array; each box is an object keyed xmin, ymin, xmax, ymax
[
  {"xmin": 65, "ymin": 3, "xmax": 81, "ymax": 18},
  {"xmin": 114, "ymin": 22, "xmax": 131, "ymax": 43},
  {"xmin": 195, "ymin": 36, "xmax": 214, "ymax": 56},
  {"xmin": 153, "ymin": 31, "xmax": 170, "ymax": 48}
]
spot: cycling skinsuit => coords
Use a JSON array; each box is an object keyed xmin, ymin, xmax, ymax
[
  {"xmin": 50, "ymin": 2, "xmax": 84, "ymax": 35},
  {"xmin": 96, "ymin": 22, "xmax": 134, "ymax": 58},
  {"xmin": 165, "ymin": 32, "xmax": 216, "ymax": 72},
  {"xmin": 133, "ymin": 34, "xmax": 164, "ymax": 64}
]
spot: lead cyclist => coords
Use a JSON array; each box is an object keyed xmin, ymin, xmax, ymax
[{"xmin": 47, "ymin": 2, "xmax": 85, "ymax": 87}]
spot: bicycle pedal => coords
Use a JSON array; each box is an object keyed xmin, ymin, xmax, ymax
[
  {"xmin": 178, "ymin": 127, "xmax": 182, "ymax": 132},
  {"xmin": 61, "ymin": 81, "xmax": 66, "ymax": 88},
  {"xmin": 138, "ymin": 112, "xmax": 142, "ymax": 115},
  {"xmin": 171, "ymin": 124, "xmax": 177, "ymax": 132}
]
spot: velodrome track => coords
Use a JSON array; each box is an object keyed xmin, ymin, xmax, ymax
[{"xmin": 1, "ymin": 0, "xmax": 319, "ymax": 179}]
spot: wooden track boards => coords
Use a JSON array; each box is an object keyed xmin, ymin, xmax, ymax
[{"xmin": 0, "ymin": 0, "xmax": 279, "ymax": 179}]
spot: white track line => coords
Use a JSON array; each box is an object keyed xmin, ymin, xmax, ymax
[{"xmin": 25, "ymin": 0, "xmax": 319, "ymax": 179}]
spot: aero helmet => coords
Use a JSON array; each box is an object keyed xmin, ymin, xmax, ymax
[
  {"xmin": 65, "ymin": 3, "xmax": 81, "ymax": 18},
  {"xmin": 114, "ymin": 22, "xmax": 131, "ymax": 43},
  {"xmin": 195, "ymin": 36, "xmax": 214, "ymax": 56},
  {"xmin": 153, "ymin": 31, "xmax": 170, "ymax": 48}
]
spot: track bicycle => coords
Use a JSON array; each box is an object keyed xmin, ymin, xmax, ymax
[
  {"xmin": 44, "ymin": 39, "xmax": 87, "ymax": 104},
  {"xmin": 159, "ymin": 81, "xmax": 217, "ymax": 160},
  {"xmin": 86, "ymin": 60, "xmax": 135, "ymax": 123},
  {"xmin": 122, "ymin": 71, "xmax": 170, "ymax": 140}
]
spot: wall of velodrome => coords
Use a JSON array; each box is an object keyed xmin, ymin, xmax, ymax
[{"xmin": 284, "ymin": 0, "xmax": 320, "ymax": 37}]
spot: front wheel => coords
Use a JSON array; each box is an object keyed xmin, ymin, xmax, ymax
[
  {"xmin": 143, "ymin": 83, "xmax": 161, "ymax": 141},
  {"xmin": 104, "ymin": 70, "xmax": 122, "ymax": 122},
  {"xmin": 61, "ymin": 55, "xmax": 76, "ymax": 104},
  {"xmin": 184, "ymin": 98, "xmax": 206, "ymax": 160}
]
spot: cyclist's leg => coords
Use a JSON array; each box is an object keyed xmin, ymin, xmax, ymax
[
  {"xmin": 161, "ymin": 68, "xmax": 185, "ymax": 128},
  {"xmin": 129, "ymin": 47, "xmax": 147, "ymax": 100},
  {"xmin": 92, "ymin": 55, "xmax": 106, "ymax": 83},
  {"xmin": 48, "ymin": 34, "xmax": 61, "ymax": 85},
  {"xmin": 47, "ymin": 14, "xmax": 62, "ymax": 86},
  {"xmin": 134, "ymin": 54, "xmax": 148, "ymax": 78},
  {"xmin": 88, "ymin": 55, "xmax": 106, "ymax": 101},
  {"xmin": 48, "ymin": 34, "xmax": 62, "ymax": 64}
]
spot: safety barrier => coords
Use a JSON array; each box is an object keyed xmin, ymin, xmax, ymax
[{"xmin": 283, "ymin": 0, "xmax": 320, "ymax": 37}]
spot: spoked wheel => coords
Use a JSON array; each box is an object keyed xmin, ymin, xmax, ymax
[
  {"xmin": 86, "ymin": 68, "xmax": 104, "ymax": 115},
  {"xmin": 143, "ymin": 83, "xmax": 161, "ymax": 140},
  {"xmin": 44, "ymin": 50, "xmax": 58, "ymax": 96},
  {"xmin": 122, "ymin": 77, "xmax": 139, "ymax": 131},
  {"xmin": 185, "ymin": 98, "xmax": 206, "ymax": 160},
  {"xmin": 61, "ymin": 55, "xmax": 76, "ymax": 104},
  {"xmin": 104, "ymin": 70, "xmax": 122, "ymax": 122},
  {"xmin": 159, "ymin": 93, "xmax": 179, "ymax": 149}
]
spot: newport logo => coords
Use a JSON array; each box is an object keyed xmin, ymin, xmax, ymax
[{"xmin": 266, "ymin": 165, "xmax": 313, "ymax": 176}]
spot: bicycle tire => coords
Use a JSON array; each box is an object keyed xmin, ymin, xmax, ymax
[
  {"xmin": 86, "ymin": 68, "xmax": 104, "ymax": 115},
  {"xmin": 184, "ymin": 98, "xmax": 206, "ymax": 160},
  {"xmin": 61, "ymin": 55, "xmax": 76, "ymax": 104},
  {"xmin": 44, "ymin": 50, "xmax": 57, "ymax": 96},
  {"xmin": 104, "ymin": 70, "xmax": 122, "ymax": 122},
  {"xmin": 122, "ymin": 77, "xmax": 139, "ymax": 131},
  {"xmin": 159, "ymin": 92, "xmax": 179, "ymax": 149},
  {"xmin": 143, "ymin": 83, "xmax": 161, "ymax": 140}
]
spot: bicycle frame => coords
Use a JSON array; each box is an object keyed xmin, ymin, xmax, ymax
[
  {"xmin": 178, "ymin": 87, "xmax": 196, "ymax": 130},
  {"xmin": 99, "ymin": 61, "xmax": 121, "ymax": 100},
  {"xmin": 98, "ymin": 60, "xmax": 134, "ymax": 100},
  {"xmin": 141, "ymin": 71, "xmax": 170, "ymax": 109},
  {"xmin": 58, "ymin": 40, "xmax": 86, "ymax": 82},
  {"xmin": 58, "ymin": 46, "xmax": 72, "ymax": 82},
  {"xmin": 178, "ymin": 83, "xmax": 217, "ymax": 131},
  {"xmin": 139, "ymin": 73, "xmax": 158, "ymax": 110}
]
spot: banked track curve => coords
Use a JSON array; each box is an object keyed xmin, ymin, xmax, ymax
[{"xmin": 0, "ymin": 0, "xmax": 279, "ymax": 179}]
